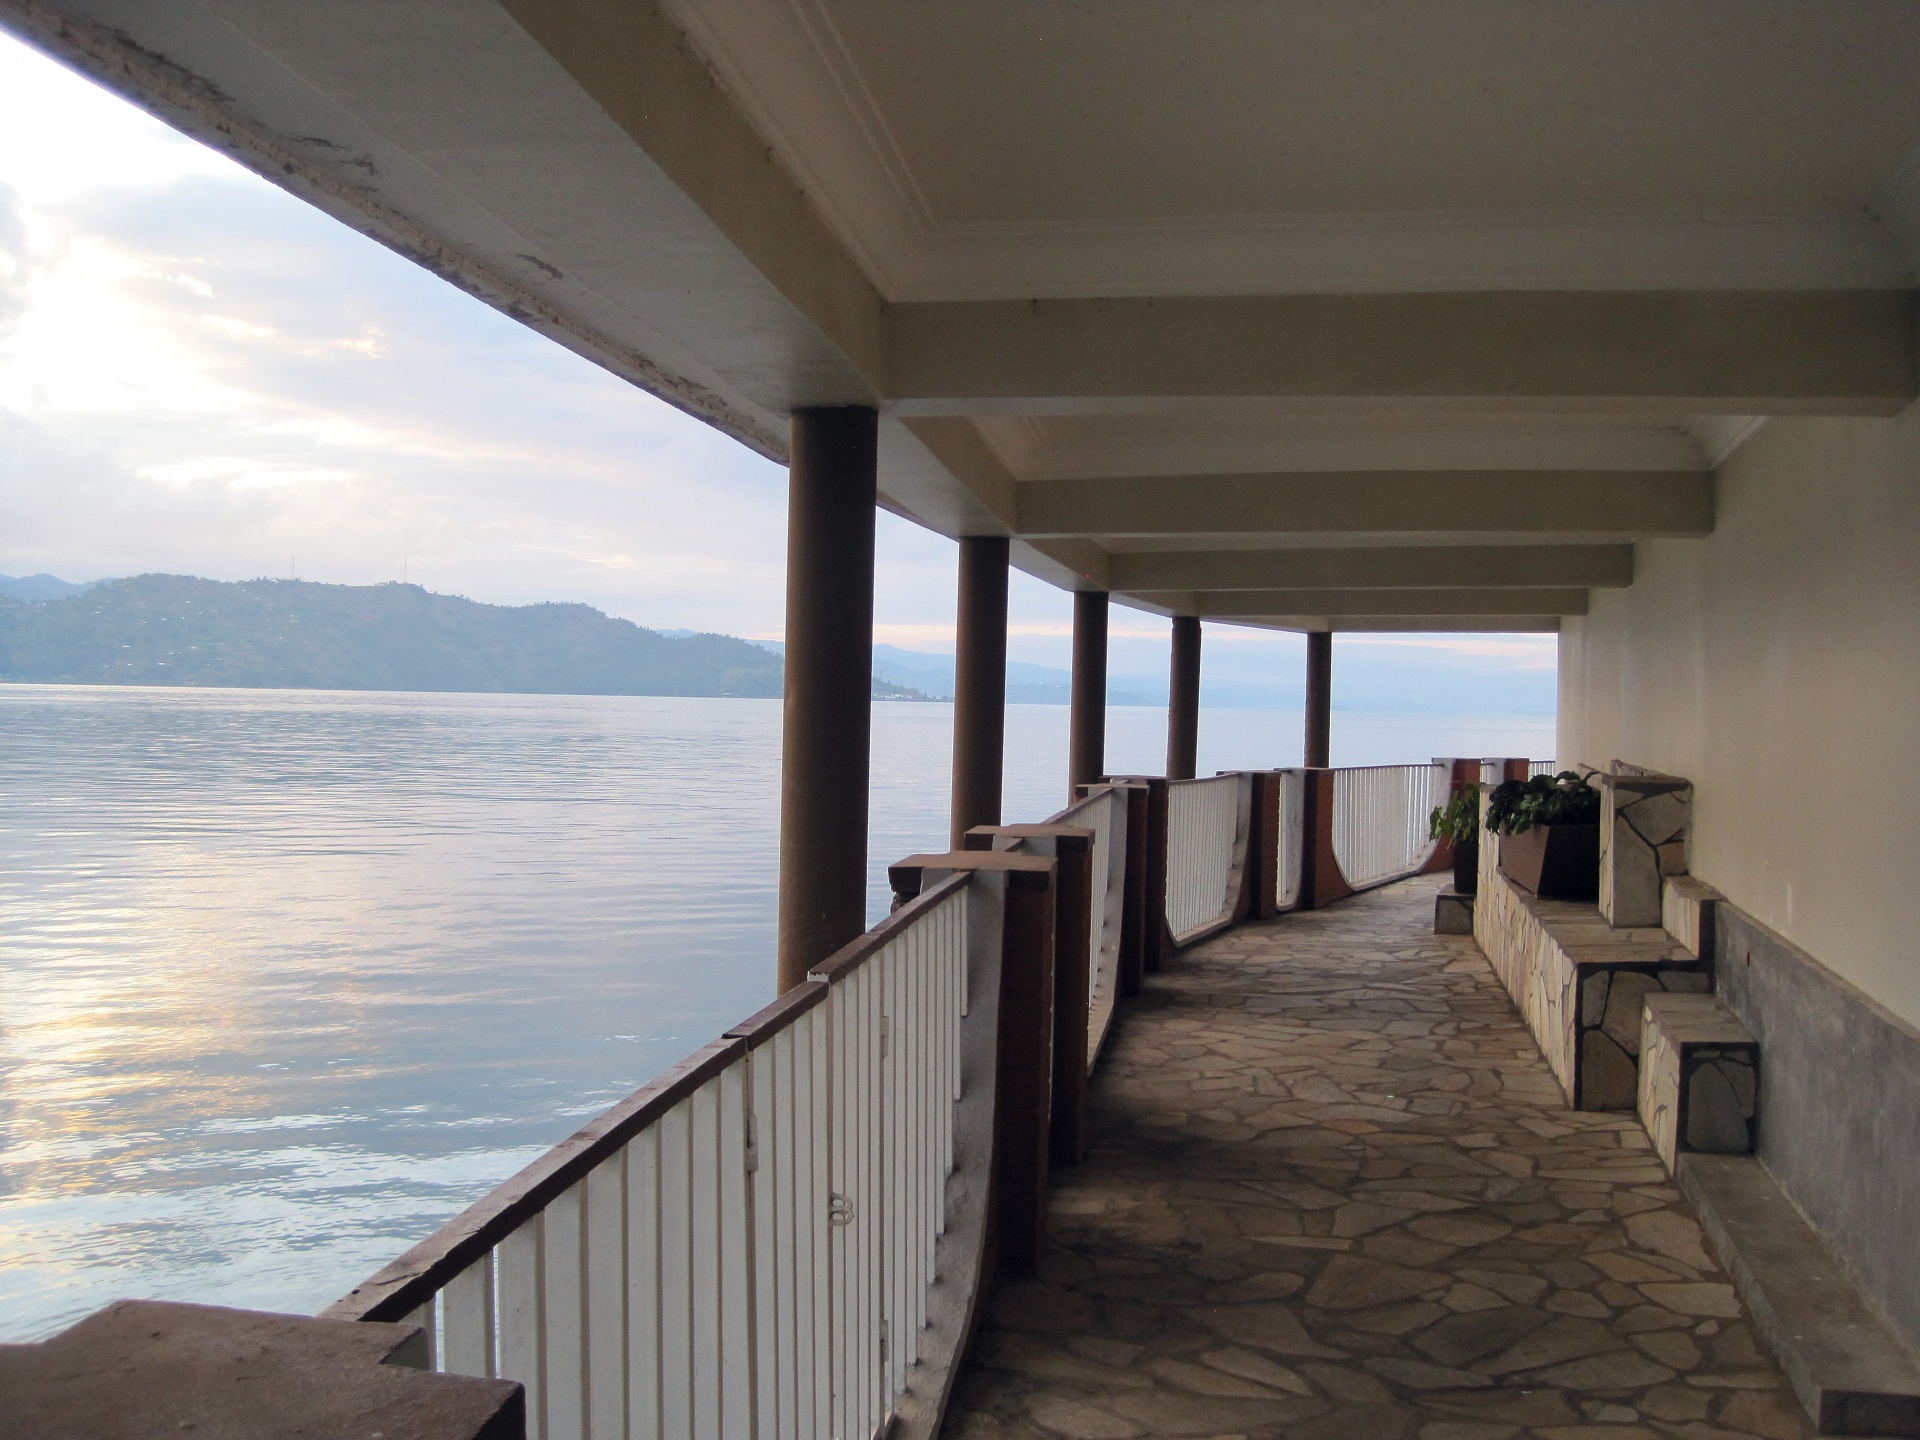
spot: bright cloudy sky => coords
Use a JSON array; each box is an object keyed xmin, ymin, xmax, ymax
[{"xmin": 0, "ymin": 30, "xmax": 1555, "ymax": 711}]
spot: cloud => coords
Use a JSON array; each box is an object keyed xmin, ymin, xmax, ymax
[{"xmin": 0, "ymin": 29, "xmax": 1554, "ymax": 721}]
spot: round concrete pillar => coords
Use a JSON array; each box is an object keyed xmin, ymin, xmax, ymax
[{"xmin": 778, "ymin": 406, "xmax": 877, "ymax": 991}]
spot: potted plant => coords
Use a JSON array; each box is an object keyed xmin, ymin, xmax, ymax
[
  {"xmin": 1484, "ymin": 771, "xmax": 1602, "ymax": 900},
  {"xmin": 1429, "ymin": 785, "xmax": 1481, "ymax": 895}
]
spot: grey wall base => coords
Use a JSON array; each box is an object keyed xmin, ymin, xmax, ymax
[
  {"xmin": 1680, "ymin": 1154, "xmax": 1920, "ymax": 1436},
  {"xmin": 1714, "ymin": 903, "xmax": 1920, "ymax": 1357}
]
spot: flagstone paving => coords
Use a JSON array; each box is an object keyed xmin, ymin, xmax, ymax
[{"xmin": 941, "ymin": 875, "xmax": 1810, "ymax": 1440}]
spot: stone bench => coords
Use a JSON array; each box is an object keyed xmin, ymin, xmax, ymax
[
  {"xmin": 1638, "ymin": 991, "xmax": 1758, "ymax": 1171},
  {"xmin": 1475, "ymin": 864, "xmax": 1710, "ymax": 1109},
  {"xmin": 1662, "ymin": 873, "xmax": 1723, "ymax": 958}
]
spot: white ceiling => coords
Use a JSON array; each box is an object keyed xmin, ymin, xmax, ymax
[{"xmin": 667, "ymin": 0, "xmax": 1920, "ymax": 299}]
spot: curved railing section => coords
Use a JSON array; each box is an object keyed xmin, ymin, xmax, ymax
[
  {"xmin": 1052, "ymin": 785, "xmax": 1129, "ymax": 1072},
  {"xmin": 324, "ymin": 875, "xmax": 991, "ymax": 1440},
  {"xmin": 1273, "ymin": 769, "xmax": 1305, "ymax": 910},
  {"xmin": 1331, "ymin": 762, "xmax": 1446, "ymax": 891},
  {"xmin": 1164, "ymin": 773, "xmax": 1251, "ymax": 944}
]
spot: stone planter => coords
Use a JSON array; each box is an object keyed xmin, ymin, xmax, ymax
[
  {"xmin": 1498, "ymin": 823, "xmax": 1599, "ymax": 900},
  {"xmin": 1452, "ymin": 840, "xmax": 1479, "ymax": 895}
]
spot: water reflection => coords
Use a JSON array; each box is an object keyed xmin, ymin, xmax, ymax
[{"xmin": 0, "ymin": 684, "xmax": 1550, "ymax": 1339}]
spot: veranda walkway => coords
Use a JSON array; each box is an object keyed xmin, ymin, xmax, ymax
[{"xmin": 943, "ymin": 876, "xmax": 1809, "ymax": 1440}]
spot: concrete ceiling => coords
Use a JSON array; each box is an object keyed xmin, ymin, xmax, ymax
[{"xmin": 7, "ymin": 0, "xmax": 1918, "ymax": 634}]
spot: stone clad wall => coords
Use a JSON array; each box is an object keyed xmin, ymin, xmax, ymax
[
  {"xmin": 1599, "ymin": 771, "xmax": 1693, "ymax": 929},
  {"xmin": 1474, "ymin": 848, "xmax": 1578, "ymax": 1099}
]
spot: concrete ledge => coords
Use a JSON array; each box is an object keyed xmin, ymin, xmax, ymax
[
  {"xmin": 1680, "ymin": 1154, "xmax": 1920, "ymax": 1437},
  {"xmin": 0, "ymin": 1300, "xmax": 523, "ymax": 1440}
]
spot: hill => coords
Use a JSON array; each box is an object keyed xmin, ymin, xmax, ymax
[{"xmin": 0, "ymin": 574, "xmax": 818, "ymax": 698}]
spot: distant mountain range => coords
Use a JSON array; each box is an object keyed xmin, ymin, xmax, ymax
[
  {"xmin": 0, "ymin": 572, "xmax": 105, "ymax": 602},
  {"xmin": 0, "ymin": 574, "xmax": 940, "ymax": 699}
]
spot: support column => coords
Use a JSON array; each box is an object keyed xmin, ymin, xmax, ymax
[
  {"xmin": 1166, "ymin": 615, "xmax": 1201, "ymax": 781},
  {"xmin": 1304, "ymin": 629, "xmax": 1332, "ymax": 769},
  {"xmin": 950, "ymin": 536, "xmax": 1009, "ymax": 847},
  {"xmin": 1068, "ymin": 590, "xmax": 1109, "ymax": 797},
  {"xmin": 778, "ymin": 406, "xmax": 878, "ymax": 992}
]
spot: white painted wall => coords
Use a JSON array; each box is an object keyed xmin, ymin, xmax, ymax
[{"xmin": 1560, "ymin": 408, "xmax": 1920, "ymax": 1027}]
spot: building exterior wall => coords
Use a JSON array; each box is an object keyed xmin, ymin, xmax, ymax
[{"xmin": 1560, "ymin": 408, "xmax": 1920, "ymax": 1028}]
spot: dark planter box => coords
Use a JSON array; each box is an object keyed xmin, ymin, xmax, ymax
[
  {"xmin": 1452, "ymin": 841, "xmax": 1479, "ymax": 895},
  {"xmin": 1499, "ymin": 823, "xmax": 1599, "ymax": 900}
]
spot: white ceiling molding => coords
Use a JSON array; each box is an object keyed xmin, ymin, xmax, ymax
[{"xmin": 1687, "ymin": 417, "xmax": 1770, "ymax": 470}]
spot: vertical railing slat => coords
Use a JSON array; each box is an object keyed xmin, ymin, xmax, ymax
[
  {"xmin": 542, "ymin": 1183, "xmax": 587, "ymax": 1440},
  {"xmin": 625, "ymin": 1129, "xmax": 660, "ymax": 1440},
  {"xmin": 443, "ymin": 1256, "xmax": 495, "ymax": 1379},
  {"xmin": 584, "ymin": 1154, "xmax": 626, "ymax": 1440},
  {"xmin": 498, "ymin": 1217, "xmax": 547, "ymax": 1440},
  {"xmin": 658, "ymin": 1102, "xmax": 694, "ymax": 1440}
]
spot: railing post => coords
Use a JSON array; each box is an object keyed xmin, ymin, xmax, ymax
[
  {"xmin": 963, "ymin": 824, "xmax": 1094, "ymax": 1167},
  {"xmin": 1242, "ymin": 771, "xmax": 1283, "ymax": 918},
  {"xmin": 888, "ymin": 850, "xmax": 1056, "ymax": 1273},
  {"xmin": 1421, "ymin": 758, "xmax": 1483, "ymax": 875},
  {"xmin": 1114, "ymin": 782, "xmax": 1150, "ymax": 997}
]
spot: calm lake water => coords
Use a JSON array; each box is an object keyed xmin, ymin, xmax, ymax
[{"xmin": 0, "ymin": 685, "xmax": 1551, "ymax": 1339}]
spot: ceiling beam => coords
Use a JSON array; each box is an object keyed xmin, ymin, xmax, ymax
[
  {"xmin": 1015, "ymin": 469, "xmax": 1709, "ymax": 538},
  {"xmin": 1142, "ymin": 587, "xmax": 1588, "ymax": 617},
  {"xmin": 888, "ymin": 292, "xmax": 1915, "ymax": 415},
  {"xmin": 1110, "ymin": 544, "xmax": 1632, "ymax": 591},
  {"xmin": 1224, "ymin": 615, "xmax": 1563, "ymax": 634}
]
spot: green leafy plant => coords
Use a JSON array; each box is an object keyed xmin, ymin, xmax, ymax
[
  {"xmin": 1429, "ymin": 785, "xmax": 1480, "ymax": 843},
  {"xmin": 1483, "ymin": 771, "xmax": 1601, "ymax": 836}
]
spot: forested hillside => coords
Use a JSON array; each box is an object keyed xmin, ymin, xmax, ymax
[{"xmin": 0, "ymin": 574, "xmax": 801, "ymax": 697}]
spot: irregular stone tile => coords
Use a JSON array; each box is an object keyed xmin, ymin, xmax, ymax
[
  {"xmin": 1024, "ymin": 1395, "xmax": 1146, "ymax": 1439},
  {"xmin": 1531, "ymin": 1351, "xmax": 1677, "ymax": 1388},
  {"xmin": 1638, "ymin": 1384, "xmax": 1715, "ymax": 1421},
  {"xmin": 1717, "ymin": 1389, "xmax": 1807, "ymax": 1440},
  {"xmin": 1364, "ymin": 1357, "xmax": 1496, "ymax": 1390},
  {"xmin": 1295, "ymin": 1361, "xmax": 1396, "ymax": 1405},
  {"xmin": 1190, "ymin": 1303, "xmax": 1345, "ymax": 1359},
  {"xmin": 1638, "ymin": 1283, "xmax": 1741, "ymax": 1318},
  {"xmin": 1343, "ymin": 1301, "xmax": 1449, "ymax": 1337},
  {"xmin": 1478, "ymin": 1315, "xmax": 1622, "ymax": 1375},
  {"xmin": 1306, "ymin": 1255, "xmax": 1450, "ymax": 1310},
  {"xmin": 1103, "ymin": 1389, "xmax": 1314, "ymax": 1435},
  {"xmin": 1200, "ymin": 1346, "xmax": 1316, "ymax": 1395},
  {"xmin": 1411, "ymin": 1307, "xmax": 1541, "ymax": 1367},
  {"xmin": 1621, "ymin": 1211, "xmax": 1714, "ymax": 1271},
  {"xmin": 1146, "ymin": 1358, "xmax": 1285, "ymax": 1398}
]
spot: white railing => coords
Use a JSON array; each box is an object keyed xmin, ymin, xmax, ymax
[
  {"xmin": 1054, "ymin": 785, "xmax": 1129, "ymax": 1071},
  {"xmin": 1331, "ymin": 762, "xmax": 1445, "ymax": 891},
  {"xmin": 326, "ymin": 876, "xmax": 990, "ymax": 1440},
  {"xmin": 1164, "ymin": 773, "xmax": 1249, "ymax": 943},
  {"xmin": 1530, "ymin": 759, "xmax": 1560, "ymax": 778}
]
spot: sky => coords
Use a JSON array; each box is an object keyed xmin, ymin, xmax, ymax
[{"xmin": 0, "ymin": 29, "xmax": 1555, "ymax": 713}]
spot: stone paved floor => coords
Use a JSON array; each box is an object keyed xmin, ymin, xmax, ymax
[{"xmin": 942, "ymin": 876, "xmax": 1811, "ymax": 1440}]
